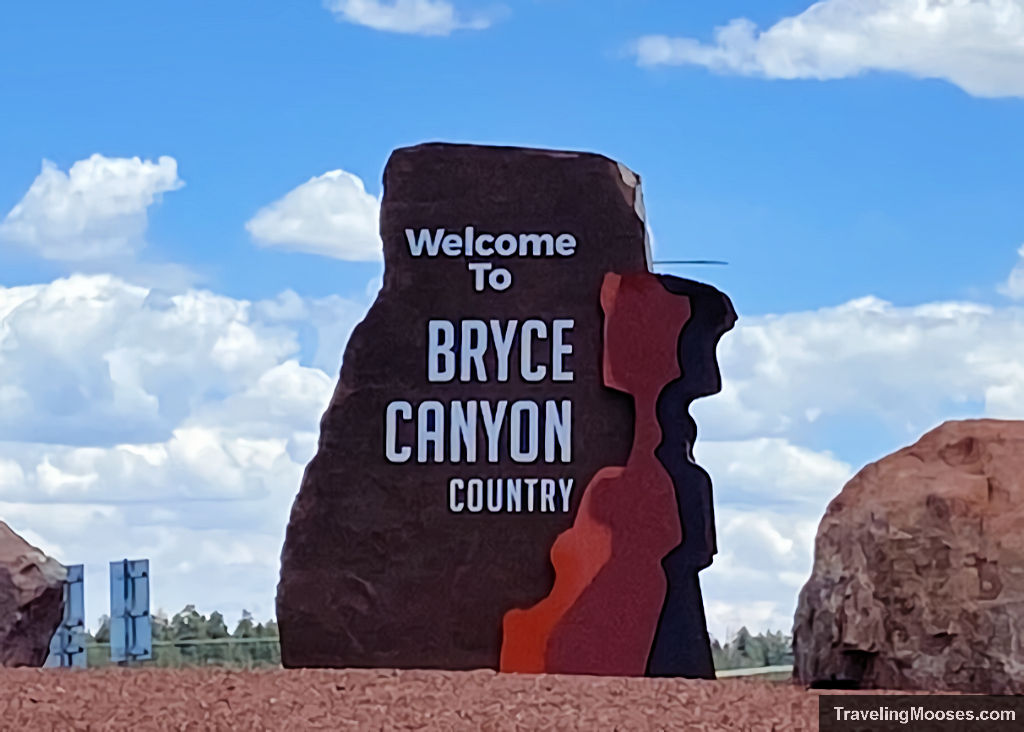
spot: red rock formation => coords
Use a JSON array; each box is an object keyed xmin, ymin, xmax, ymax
[
  {"xmin": 499, "ymin": 469, "xmax": 614, "ymax": 673},
  {"xmin": 502, "ymin": 273, "xmax": 690, "ymax": 675},
  {"xmin": 794, "ymin": 419, "xmax": 1024, "ymax": 692},
  {"xmin": 0, "ymin": 521, "xmax": 66, "ymax": 667}
]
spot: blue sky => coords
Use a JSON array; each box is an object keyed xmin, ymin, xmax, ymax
[
  {"xmin": 2, "ymin": 0, "xmax": 1024, "ymax": 637},
  {"xmin": 5, "ymin": 0, "xmax": 1022, "ymax": 309}
]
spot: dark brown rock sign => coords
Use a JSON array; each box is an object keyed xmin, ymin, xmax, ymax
[{"xmin": 277, "ymin": 143, "xmax": 734, "ymax": 675}]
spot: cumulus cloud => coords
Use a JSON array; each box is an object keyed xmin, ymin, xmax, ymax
[
  {"xmin": 0, "ymin": 155, "xmax": 183, "ymax": 260},
  {"xmin": 0, "ymin": 274, "xmax": 371, "ymax": 627},
  {"xmin": 690, "ymin": 265, "xmax": 1024, "ymax": 637},
  {"xmin": 252, "ymin": 289, "xmax": 367, "ymax": 374},
  {"xmin": 696, "ymin": 438, "xmax": 852, "ymax": 511},
  {"xmin": 324, "ymin": 0, "xmax": 492, "ymax": 36},
  {"xmin": 634, "ymin": 0, "xmax": 1024, "ymax": 99},
  {"xmin": 0, "ymin": 275, "xmax": 366, "ymax": 447},
  {"xmin": 692, "ymin": 295, "xmax": 1024, "ymax": 444},
  {"xmin": 693, "ymin": 438, "xmax": 852, "ymax": 638},
  {"xmin": 0, "ymin": 275, "xmax": 297, "ymax": 445},
  {"xmin": 702, "ymin": 505, "xmax": 821, "ymax": 638},
  {"xmin": 246, "ymin": 170, "xmax": 382, "ymax": 261}
]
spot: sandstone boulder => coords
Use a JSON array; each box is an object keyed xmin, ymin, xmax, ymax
[
  {"xmin": 794, "ymin": 419, "xmax": 1024, "ymax": 692},
  {"xmin": 0, "ymin": 521, "xmax": 66, "ymax": 667}
]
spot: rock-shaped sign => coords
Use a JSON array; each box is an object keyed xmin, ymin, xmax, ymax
[
  {"xmin": 0, "ymin": 521, "xmax": 66, "ymax": 667},
  {"xmin": 277, "ymin": 143, "xmax": 735, "ymax": 676},
  {"xmin": 794, "ymin": 419, "xmax": 1024, "ymax": 692}
]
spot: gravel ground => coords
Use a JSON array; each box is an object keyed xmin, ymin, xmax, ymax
[{"xmin": 0, "ymin": 667, "xmax": 832, "ymax": 731}]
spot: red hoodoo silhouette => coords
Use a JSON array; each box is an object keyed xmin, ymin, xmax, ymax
[{"xmin": 501, "ymin": 271, "xmax": 691, "ymax": 675}]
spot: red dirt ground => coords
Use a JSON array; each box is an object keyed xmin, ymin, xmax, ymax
[{"xmin": 0, "ymin": 667, "xmax": 843, "ymax": 730}]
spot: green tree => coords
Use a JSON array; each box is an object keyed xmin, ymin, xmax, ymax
[
  {"xmin": 204, "ymin": 611, "xmax": 230, "ymax": 665},
  {"xmin": 170, "ymin": 604, "xmax": 208, "ymax": 664},
  {"xmin": 232, "ymin": 609, "xmax": 256, "ymax": 638},
  {"xmin": 712, "ymin": 628, "xmax": 794, "ymax": 671}
]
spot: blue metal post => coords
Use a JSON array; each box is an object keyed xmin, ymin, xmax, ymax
[
  {"xmin": 110, "ymin": 559, "xmax": 152, "ymax": 663},
  {"xmin": 45, "ymin": 564, "xmax": 86, "ymax": 668}
]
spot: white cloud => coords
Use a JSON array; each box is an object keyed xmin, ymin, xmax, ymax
[
  {"xmin": 634, "ymin": 0, "xmax": 1024, "ymax": 99},
  {"xmin": 696, "ymin": 438, "xmax": 852, "ymax": 510},
  {"xmin": 0, "ymin": 274, "xmax": 373, "ymax": 628},
  {"xmin": 702, "ymin": 505, "xmax": 821, "ymax": 639},
  {"xmin": 252, "ymin": 289, "xmax": 368, "ymax": 374},
  {"xmin": 0, "ymin": 155, "xmax": 183, "ymax": 260},
  {"xmin": 324, "ymin": 0, "xmax": 493, "ymax": 36},
  {"xmin": 246, "ymin": 170, "xmax": 382, "ymax": 262},
  {"xmin": 0, "ymin": 276, "xmax": 365, "ymax": 447},
  {"xmin": 0, "ymin": 275, "xmax": 299, "ymax": 445},
  {"xmin": 692, "ymin": 294, "xmax": 1024, "ymax": 445},
  {"xmin": 693, "ymin": 437, "xmax": 850, "ymax": 639}
]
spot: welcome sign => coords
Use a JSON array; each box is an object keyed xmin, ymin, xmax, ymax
[
  {"xmin": 386, "ymin": 228, "xmax": 578, "ymax": 513},
  {"xmin": 277, "ymin": 143, "xmax": 735, "ymax": 678}
]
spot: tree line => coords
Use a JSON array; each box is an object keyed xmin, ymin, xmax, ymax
[
  {"xmin": 86, "ymin": 606, "xmax": 791, "ymax": 671},
  {"xmin": 711, "ymin": 628, "xmax": 794, "ymax": 670},
  {"xmin": 87, "ymin": 605, "xmax": 280, "ymax": 668}
]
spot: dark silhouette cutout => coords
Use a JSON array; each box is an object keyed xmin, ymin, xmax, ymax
[{"xmin": 646, "ymin": 274, "xmax": 736, "ymax": 679}]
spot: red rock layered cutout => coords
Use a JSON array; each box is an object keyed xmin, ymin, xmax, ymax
[{"xmin": 502, "ymin": 273, "xmax": 690, "ymax": 675}]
